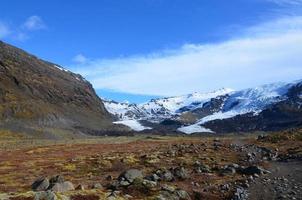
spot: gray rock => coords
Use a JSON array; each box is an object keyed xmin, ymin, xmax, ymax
[
  {"xmin": 155, "ymin": 169, "xmax": 174, "ymax": 182},
  {"xmin": 75, "ymin": 184, "xmax": 85, "ymax": 190},
  {"xmin": 241, "ymin": 166, "xmax": 264, "ymax": 175},
  {"xmin": 162, "ymin": 184, "xmax": 176, "ymax": 193},
  {"xmin": 232, "ymin": 186, "xmax": 248, "ymax": 200},
  {"xmin": 173, "ymin": 167, "xmax": 189, "ymax": 180},
  {"xmin": 156, "ymin": 191, "xmax": 179, "ymax": 200},
  {"xmin": 163, "ymin": 170, "xmax": 174, "ymax": 182},
  {"xmin": 142, "ymin": 179, "xmax": 157, "ymax": 189},
  {"xmin": 146, "ymin": 173, "xmax": 161, "ymax": 182},
  {"xmin": 34, "ymin": 191, "xmax": 57, "ymax": 200},
  {"xmin": 32, "ymin": 177, "xmax": 50, "ymax": 191},
  {"xmin": 120, "ymin": 169, "xmax": 143, "ymax": 183},
  {"xmin": 49, "ymin": 175, "xmax": 64, "ymax": 185},
  {"xmin": 50, "ymin": 181, "xmax": 74, "ymax": 192},
  {"xmin": 175, "ymin": 189, "xmax": 191, "ymax": 199},
  {"xmin": 221, "ymin": 165, "xmax": 237, "ymax": 175},
  {"xmin": 92, "ymin": 183, "xmax": 103, "ymax": 189},
  {"xmin": 194, "ymin": 161, "xmax": 211, "ymax": 173},
  {"xmin": 119, "ymin": 180, "xmax": 131, "ymax": 187}
]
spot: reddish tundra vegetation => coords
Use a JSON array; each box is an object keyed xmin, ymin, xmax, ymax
[{"xmin": 0, "ymin": 129, "xmax": 301, "ymax": 200}]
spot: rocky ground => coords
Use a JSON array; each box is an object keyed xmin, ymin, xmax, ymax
[{"xmin": 0, "ymin": 129, "xmax": 301, "ymax": 200}]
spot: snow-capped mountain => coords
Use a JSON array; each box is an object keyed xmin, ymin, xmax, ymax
[
  {"xmin": 103, "ymin": 88, "xmax": 233, "ymax": 120},
  {"xmin": 103, "ymin": 80, "xmax": 302, "ymax": 134}
]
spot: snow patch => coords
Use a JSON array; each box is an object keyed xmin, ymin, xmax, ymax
[
  {"xmin": 178, "ymin": 124, "xmax": 214, "ymax": 134},
  {"xmin": 53, "ymin": 65, "xmax": 69, "ymax": 72},
  {"xmin": 113, "ymin": 120, "xmax": 152, "ymax": 131}
]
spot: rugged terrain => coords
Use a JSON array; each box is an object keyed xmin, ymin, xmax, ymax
[
  {"xmin": 0, "ymin": 41, "xmax": 128, "ymax": 137},
  {"xmin": 104, "ymin": 81, "xmax": 302, "ymax": 134},
  {"xmin": 0, "ymin": 128, "xmax": 301, "ymax": 200}
]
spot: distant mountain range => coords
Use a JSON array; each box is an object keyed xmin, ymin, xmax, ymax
[
  {"xmin": 103, "ymin": 80, "xmax": 302, "ymax": 134},
  {"xmin": 1, "ymin": 40, "xmax": 301, "ymax": 136}
]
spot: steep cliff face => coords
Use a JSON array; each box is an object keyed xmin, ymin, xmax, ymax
[{"xmin": 0, "ymin": 41, "xmax": 123, "ymax": 136}]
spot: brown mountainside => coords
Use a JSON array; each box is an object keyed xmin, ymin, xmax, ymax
[{"xmin": 0, "ymin": 41, "xmax": 127, "ymax": 137}]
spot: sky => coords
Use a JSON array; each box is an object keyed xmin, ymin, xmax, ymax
[{"xmin": 1, "ymin": 0, "xmax": 302, "ymax": 103}]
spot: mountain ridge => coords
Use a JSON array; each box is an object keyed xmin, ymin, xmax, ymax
[
  {"xmin": 0, "ymin": 40, "xmax": 128, "ymax": 138},
  {"xmin": 103, "ymin": 80, "xmax": 302, "ymax": 134}
]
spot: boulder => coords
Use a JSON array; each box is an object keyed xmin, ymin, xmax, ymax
[
  {"xmin": 241, "ymin": 166, "xmax": 263, "ymax": 175},
  {"xmin": 34, "ymin": 191, "xmax": 57, "ymax": 200},
  {"xmin": 232, "ymin": 186, "xmax": 248, "ymax": 200},
  {"xmin": 175, "ymin": 189, "xmax": 191, "ymax": 199},
  {"xmin": 161, "ymin": 184, "xmax": 176, "ymax": 193},
  {"xmin": 50, "ymin": 181, "xmax": 75, "ymax": 192},
  {"xmin": 145, "ymin": 173, "xmax": 161, "ymax": 182},
  {"xmin": 142, "ymin": 179, "xmax": 157, "ymax": 189},
  {"xmin": 173, "ymin": 167, "xmax": 189, "ymax": 180},
  {"xmin": 75, "ymin": 184, "xmax": 85, "ymax": 190},
  {"xmin": 158, "ymin": 186, "xmax": 191, "ymax": 200},
  {"xmin": 162, "ymin": 170, "xmax": 174, "ymax": 182},
  {"xmin": 194, "ymin": 161, "xmax": 211, "ymax": 173},
  {"xmin": 120, "ymin": 169, "xmax": 144, "ymax": 183},
  {"xmin": 32, "ymin": 177, "xmax": 50, "ymax": 191},
  {"xmin": 92, "ymin": 183, "xmax": 103, "ymax": 189},
  {"xmin": 49, "ymin": 175, "xmax": 64, "ymax": 185}
]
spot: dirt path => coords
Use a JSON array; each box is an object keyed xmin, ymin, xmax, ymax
[{"xmin": 248, "ymin": 161, "xmax": 302, "ymax": 200}]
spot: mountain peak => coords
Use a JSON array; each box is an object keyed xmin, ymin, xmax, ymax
[{"xmin": 103, "ymin": 79, "xmax": 302, "ymax": 134}]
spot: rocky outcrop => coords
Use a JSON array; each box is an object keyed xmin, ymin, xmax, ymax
[{"xmin": 0, "ymin": 41, "xmax": 127, "ymax": 136}]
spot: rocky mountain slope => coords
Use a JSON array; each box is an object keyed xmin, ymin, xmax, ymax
[
  {"xmin": 104, "ymin": 80, "xmax": 302, "ymax": 134},
  {"xmin": 0, "ymin": 41, "xmax": 126, "ymax": 137}
]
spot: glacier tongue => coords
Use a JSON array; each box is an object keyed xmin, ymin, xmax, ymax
[
  {"xmin": 103, "ymin": 79, "xmax": 302, "ymax": 134},
  {"xmin": 177, "ymin": 124, "xmax": 214, "ymax": 134},
  {"xmin": 113, "ymin": 120, "xmax": 152, "ymax": 131}
]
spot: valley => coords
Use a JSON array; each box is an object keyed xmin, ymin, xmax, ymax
[{"xmin": 0, "ymin": 129, "xmax": 301, "ymax": 200}]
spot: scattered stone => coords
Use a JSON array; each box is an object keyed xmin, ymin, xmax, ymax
[
  {"xmin": 194, "ymin": 161, "xmax": 211, "ymax": 173},
  {"xmin": 232, "ymin": 186, "xmax": 248, "ymax": 200},
  {"xmin": 161, "ymin": 184, "xmax": 175, "ymax": 193},
  {"xmin": 75, "ymin": 184, "xmax": 85, "ymax": 190},
  {"xmin": 106, "ymin": 175, "xmax": 113, "ymax": 181},
  {"xmin": 119, "ymin": 169, "xmax": 144, "ymax": 184},
  {"xmin": 155, "ymin": 169, "xmax": 174, "ymax": 182},
  {"xmin": 142, "ymin": 179, "xmax": 157, "ymax": 189},
  {"xmin": 50, "ymin": 181, "xmax": 75, "ymax": 192},
  {"xmin": 32, "ymin": 177, "xmax": 50, "ymax": 191},
  {"xmin": 34, "ymin": 191, "xmax": 57, "ymax": 200},
  {"xmin": 92, "ymin": 183, "xmax": 103, "ymax": 189},
  {"xmin": 145, "ymin": 173, "xmax": 159, "ymax": 182},
  {"xmin": 175, "ymin": 189, "xmax": 191, "ymax": 199},
  {"xmin": 221, "ymin": 164, "xmax": 238, "ymax": 175},
  {"xmin": 173, "ymin": 167, "xmax": 189, "ymax": 180},
  {"xmin": 49, "ymin": 175, "xmax": 64, "ymax": 185},
  {"xmin": 241, "ymin": 166, "xmax": 264, "ymax": 175}
]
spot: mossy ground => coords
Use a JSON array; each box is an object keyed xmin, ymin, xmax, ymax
[{"xmin": 0, "ymin": 129, "xmax": 301, "ymax": 199}]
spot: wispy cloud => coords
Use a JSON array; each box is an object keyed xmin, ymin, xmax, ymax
[
  {"xmin": 0, "ymin": 22, "xmax": 11, "ymax": 39},
  {"xmin": 22, "ymin": 15, "xmax": 46, "ymax": 31},
  {"xmin": 71, "ymin": 15, "xmax": 302, "ymax": 96},
  {"xmin": 72, "ymin": 54, "xmax": 88, "ymax": 64},
  {"xmin": 0, "ymin": 15, "xmax": 46, "ymax": 42},
  {"xmin": 267, "ymin": 0, "xmax": 302, "ymax": 5}
]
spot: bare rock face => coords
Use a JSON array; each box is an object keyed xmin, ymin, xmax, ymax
[{"xmin": 0, "ymin": 41, "xmax": 126, "ymax": 136}]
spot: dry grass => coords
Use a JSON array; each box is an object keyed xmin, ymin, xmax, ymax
[{"xmin": 0, "ymin": 129, "xmax": 301, "ymax": 199}]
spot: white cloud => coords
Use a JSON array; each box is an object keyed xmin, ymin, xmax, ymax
[
  {"xmin": 72, "ymin": 54, "xmax": 88, "ymax": 64},
  {"xmin": 22, "ymin": 16, "xmax": 46, "ymax": 31},
  {"xmin": 71, "ymin": 16, "xmax": 302, "ymax": 96},
  {"xmin": 267, "ymin": 0, "xmax": 302, "ymax": 5},
  {"xmin": 0, "ymin": 22, "xmax": 10, "ymax": 39},
  {"xmin": 0, "ymin": 16, "xmax": 46, "ymax": 41}
]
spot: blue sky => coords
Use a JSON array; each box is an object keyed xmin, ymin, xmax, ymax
[{"xmin": 1, "ymin": 0, "xmax": 302, "ymax": 103}]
